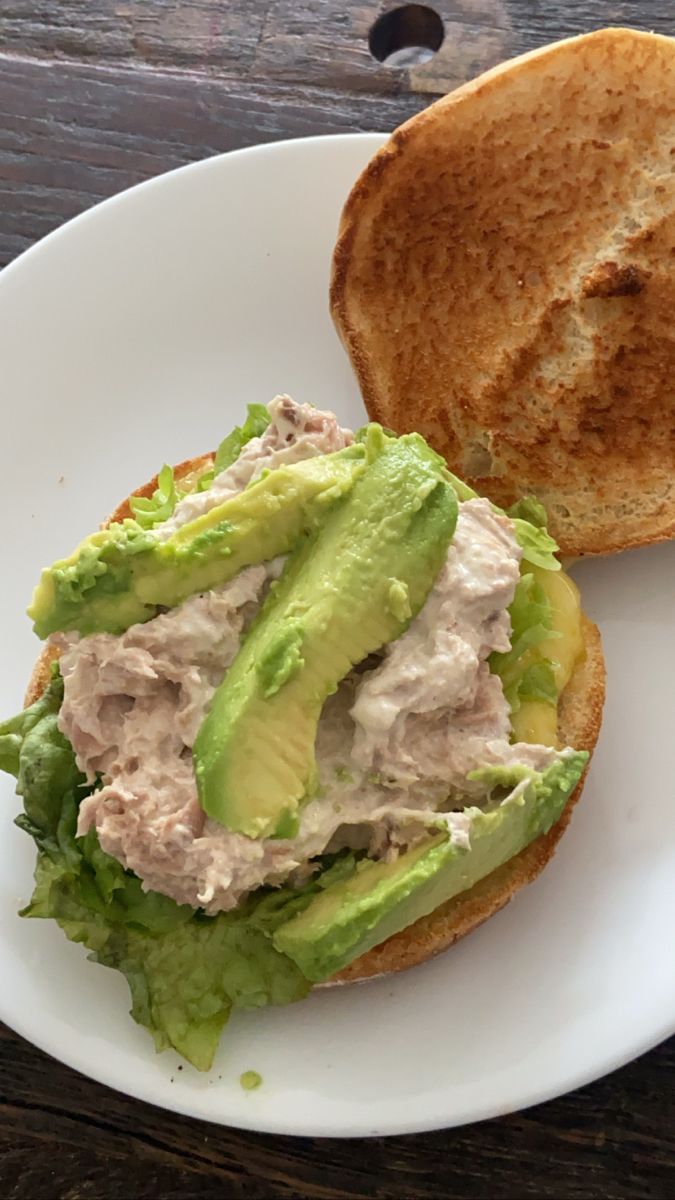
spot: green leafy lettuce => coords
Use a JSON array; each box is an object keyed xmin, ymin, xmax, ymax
[
  {"xmin": 490, "ymin": 570, "xmax": 560, "ymax": 716},
  {"xmin": 483, "ymin": 497, "xmax": 563, "ymax": 722},
  {"xmin": 196, "ymin": 403, "xmax": 271, "ymax": 492},
  {"xmin": 1, "ymin": 675, "xmax": 349, "ymax": 1070},
  {"xmin": 130, "ymin": 464, "xmax": 178, "ymax": 529},
  {"xmin": 439, "ymin": 479, "xmax": 561, "ymax": 571},
  {"xmin": 128, "ymin": 403, "xmax": 271, "ymax": 523},
  {"xmin": 509, "ymin": 520, "xmax": 560, "ymax": 572},
  {"xmin": 421, "ymin": 488, "xmax": 562, "ymax": 721}
]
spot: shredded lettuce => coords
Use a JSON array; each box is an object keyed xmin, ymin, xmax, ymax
[
  {"xmin": 215, "ymin": 403, "xmax": 271, "ymax": 473},
  {"xmin": 490, "ymin": 572, "xmax": 560, "ymax": 715},
  {"xmin": 506, "ymin": 496, "xmax": 560, "ymax": 570},
  {"xmin": 486, "ymin": 498, "xmax": 562, "ymax": 721},
  {"xmin": 510, "ymin": 518, "xmax": 560, "ymax": 572},
  {"xmin": 196, "ymin": 403, "xmax": 275, "ymax": 493},
  {"xmin": 1, "ymin": 678, "xmax": 356, "ymax": 1070},
  {"xmin": 130, "ymin": 464, "xmax": 179, "ymax": 529},
  {"xmin": 129, "ymin": 403, "xmax": 271, "ymax": 521},
  {"xmin": 516, "ymin": 659, "xmax": 558, "ymax": 706},
  {"xmin": 435, "ymin": 481, "xmax": 560, "ymax": 569},
  {"xmin": 507, "ymin": 496, "xmax": 548, "ymax": 528}
]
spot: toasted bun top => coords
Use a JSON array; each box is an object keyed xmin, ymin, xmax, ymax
[{"xmin": 331, "ymin": 28, "xmax": 675, "ymax": 556}]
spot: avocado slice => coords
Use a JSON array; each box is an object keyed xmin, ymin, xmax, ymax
[
  {"xmin": 28, "ymin": 445, "xmax": 366, "ymax": 638},
  {"xmin": 273, "ymin": 753, "xmax": 587, "ymax": 981},
  {"xmin": 193, "ymin": 429, "xmax": 459, "ymax": 839}
]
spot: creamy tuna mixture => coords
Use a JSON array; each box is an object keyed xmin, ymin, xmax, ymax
[
  {"xmin": 157, "ymin": 394, "xmax": 353, "ymax": 541},
  {"xmin": 55, "ymin": 397, "xmax": 559, "ymax": 914}
]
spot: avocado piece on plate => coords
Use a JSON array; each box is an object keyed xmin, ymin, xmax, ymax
[
  {"xmin": 273, "ymin": 753, "xmax": 587, "ymax": 981},
  {"xmin": 193, "ymin": 428, "xmax": 459, "ymax": 839},
  {"xmin": 28, "ymin": 445, "xmax": 366, "ymax": 638}
]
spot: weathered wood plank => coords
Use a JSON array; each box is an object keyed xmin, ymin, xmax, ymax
[
  {"xmin": 1, "ymin": 1020, "xmax": 674, "ymax": 1198},
  {"xmin": 0, "ymin": 2, "xmax": 269, "ymax": 72},
  {"xmin": 0, "ymin": 53, "xmax": 425, "ymax": 265},
  {"xmin": 0, "ymin": 1, "xmax": 671, "ymax": 96}
]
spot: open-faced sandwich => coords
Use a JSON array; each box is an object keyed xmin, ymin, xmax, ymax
[{"xmin": 1, "ymin": 395, "xmax": 603, "ymax": 1068}]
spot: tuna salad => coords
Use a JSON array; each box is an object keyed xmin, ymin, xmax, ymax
[
  {"xmin": 2, "ymin": 395, "xmax": 589, "ymax": 1069},
  {"xmin": 57, "ymin": 398, "xmax": 559, "ymax": 912}
]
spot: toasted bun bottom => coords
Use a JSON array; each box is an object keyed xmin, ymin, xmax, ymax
[{"xmin": 25, "ymin": 457, "xmax": 605, "ymax": 987}]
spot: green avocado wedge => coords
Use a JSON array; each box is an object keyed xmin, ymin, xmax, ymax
[
  {"xmin": 28, "ymin": 445, "xmax": 366, "ymax": 638},
  {"xmin": 193, "ymin": 428, "xmax": 459, "ymax": 839},
  {"xmin": 273, "ymin": 752, "xmax": 587, "ymax": 981}
]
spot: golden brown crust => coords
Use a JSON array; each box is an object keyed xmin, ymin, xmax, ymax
[
  {"xmin": 25, "ymin": 642, "xmax": 59, "ymax": 708},
  {"xmin": 25, "ymin": 459, "xmax": 605, "ymax": 987},
  {"xmin": 330, "ymin": 27, "xmax": 675, "ymax": 557},
  {"xmin": 330, "ymin": 615, "xmax": 605, "ymax": 983}
]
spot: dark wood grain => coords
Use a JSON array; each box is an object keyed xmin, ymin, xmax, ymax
[
  {"xmin": 0, "ymin": 2, "xmax": 671, "ymax": 93},
  {"xmin": 0, "ymin": 52, "xmax": 426, "ymax": 265},
  {"xmin": 0, "ymin": 1, "xmax": 269, "ymax": 72},
  {"xmin": 0, "ymin": 2, "xmax": 674, "ymax": 1197},
  {"xmin": 2, "ymin": 1020, "xmax": 674, "ymax": 1199}
]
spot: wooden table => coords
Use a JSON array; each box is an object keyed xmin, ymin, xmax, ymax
[{"xmin": 1, "ymin": 3, "xmax": 673, "ymax": 1196}]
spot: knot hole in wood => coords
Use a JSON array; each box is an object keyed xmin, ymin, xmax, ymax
[{"xmin": 369, "ymin": 4, "xmax": 445, "ymax": 68}]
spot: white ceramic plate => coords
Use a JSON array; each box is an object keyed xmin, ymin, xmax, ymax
[{"xmin": 0, "ymin": 135, "xmax": 673, "ymax": 1137}]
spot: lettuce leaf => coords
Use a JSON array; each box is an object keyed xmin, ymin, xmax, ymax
[
  {"xmin": 198, "ymin": 402, "xmax": 271, "ymax": 489},
  {"xmin": 516, "ymin": 659, "xmax": 558, "ymax": 707},
  {"xmin": 4, "ymin": 680, "xmax": 333, "ymax": 1071},
  {"xmin": 0, "ymin": 681, "xmax": 57, "ymax": 778},
  {"xmin": 434, "ymin": 481, "xmax": 560, "ymax": 568},
  {"xmin": 510, "ymin": 518, "xmax": 561, "ymax": 572},
  {"xmin": 130, "ymin": 464, "xmax": 178, "ymax": 529},
  {"xmin": 129, "ymin": 403, "xmax": 271, "ymax": 520},
  {"xmin": 24, "ymin": 835, "xmax": 311, "ymax": 1070},
  {"xmin": 507, "ymin": 496, "xmax": 548, "ymax": 528},
  {"xmin": 505, "ymin": 497, "xmax": 560, "ymax": 571},
  {"xmin": 484, "ymin": 499, "xmax": 562, "ymax": 722},
  {"xmin": 490, "ymin": 572, "xmax": 560, "ymax": 714},
  {"xmin": 0, "ymin": 672, "xmax": 81, "ymax": 832}
]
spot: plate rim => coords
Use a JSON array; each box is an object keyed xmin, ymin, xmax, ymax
[{"xmin": 0, "ymin": 132, "xmax": 387, "ymax": 287}]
